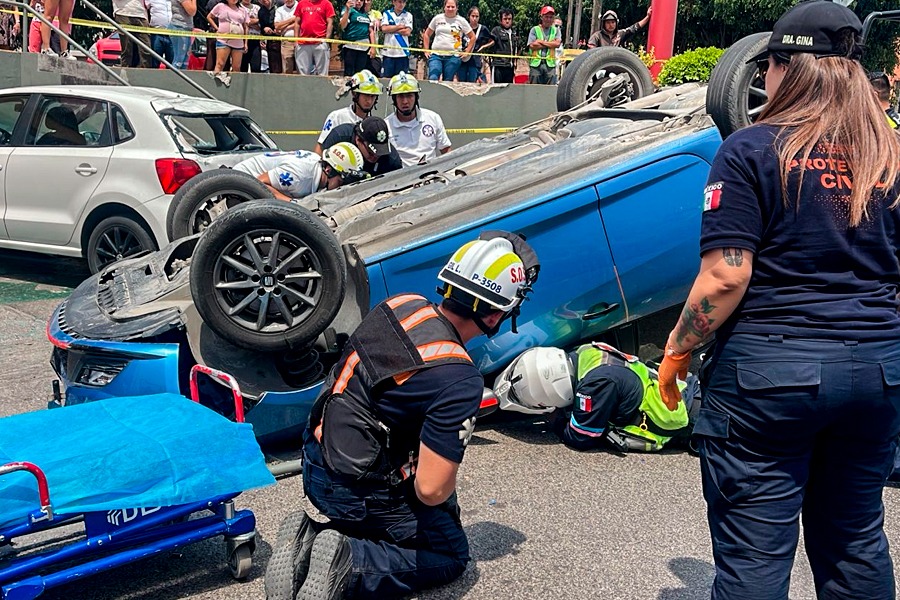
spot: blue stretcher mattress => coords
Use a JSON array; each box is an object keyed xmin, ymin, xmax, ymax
[{"xmin": 0, "ymin": 394, "xmax": 276, "ymax": 531}]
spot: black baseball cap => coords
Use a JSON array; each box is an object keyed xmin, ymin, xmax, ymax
[
  {"xmin": 748, "ymin": 0, "xmax": 862, "ymax": 63},
  {"xmin": 355, "ymin": 117, "xmax": 391, "ymax": 158}
]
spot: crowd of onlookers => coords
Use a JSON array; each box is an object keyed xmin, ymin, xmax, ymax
[{"xmin": 0, "ymin": 0, "xmax": 655, "ymax": 88}]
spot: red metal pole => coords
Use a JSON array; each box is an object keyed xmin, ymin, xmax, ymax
[{"xmin": 647, "ymin": 0, "xmax": 678, "ymax": 79}]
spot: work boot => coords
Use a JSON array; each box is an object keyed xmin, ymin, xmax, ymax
[
  {"xmin": 264, "ymin": 510, "xmax": 319, "ymax": 600},
  {"xmin": 297, "ymin": 529, "xmax": 352, "ymax": 600}
]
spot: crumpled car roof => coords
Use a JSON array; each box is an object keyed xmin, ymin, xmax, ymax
[{"xmin": 301, "ymin": 84, "xmax": 713, "ymax": 261}]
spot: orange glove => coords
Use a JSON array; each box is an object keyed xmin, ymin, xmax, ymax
[{"xmin": 658, "ymin": 342, "xmax": 691, "ymax": 411}]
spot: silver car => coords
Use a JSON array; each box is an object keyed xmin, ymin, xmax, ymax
[{"xmin": 0, "ymin": 85, "xmax": 277, "ymax": 273}]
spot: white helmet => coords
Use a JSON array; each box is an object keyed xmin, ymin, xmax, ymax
[
  {"xmin": 437, "ymin": 237, "xmax": 527, "ymax": 312},
  {"xmin": 322, "ymin": 141, "xmax": 366, "ymax": 181},
  {"xmin": 494, "ymin": 347, "xmax": 574, "ymax": 415}
]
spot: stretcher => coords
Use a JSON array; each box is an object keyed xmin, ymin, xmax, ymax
[{"xmin": 0, "ymin": 376, "xmax": 276, "ymax": 600}]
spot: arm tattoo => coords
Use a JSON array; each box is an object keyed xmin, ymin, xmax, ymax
[
  {"xmin": 674, "ymin": 297, "xmax": 716, "ymax": 345},
  {"xmin": 722, "ymin": 248, "xmax": 744, "ymax": 267}
]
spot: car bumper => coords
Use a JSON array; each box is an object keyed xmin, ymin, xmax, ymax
[{"xmin": 47, "ymin": 301, "xmax": 322, "ymax": 445}]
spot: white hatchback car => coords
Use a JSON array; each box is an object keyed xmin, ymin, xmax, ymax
[{"xmin": 0, "ymin": 85, "xmax": 278, "ymax": 272}]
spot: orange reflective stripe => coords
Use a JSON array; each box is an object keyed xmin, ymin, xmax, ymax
[
  {"xmin": 394, "ymin": 370, "xmax": 415, "ymax": 386},
  {"xmin": 333, "ymin": 351, "xmax": 360, "ymax": 394},
  {"xmin": 400, "ymin": 306, "xmax": 439, "ymax": 331},
  {"xmin": 418, "ymin": 341, "xmax": 471, "ymax": 362},
  {"xmin": 387, "ymin": 294, "xmax": 426, "ymax": 309}
]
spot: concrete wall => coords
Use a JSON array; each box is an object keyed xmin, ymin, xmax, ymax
[{"xmin": 4, "ymin": 51, "xmax": 558, "ymax": 151}]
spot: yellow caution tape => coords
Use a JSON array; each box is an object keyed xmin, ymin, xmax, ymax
[{"xmin": 266, "ymin": 127, "xmax": 516, "ymax": 136}]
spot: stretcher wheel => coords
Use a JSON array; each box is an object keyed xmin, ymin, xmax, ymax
[{"xmin": 228, "ymin": 544, "xmax": 253, "ymax": 580}]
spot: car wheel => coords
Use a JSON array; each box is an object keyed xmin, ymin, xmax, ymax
[
  {"xmin": 189, "ymin": 200, "xmax": 346, "ymax": 352},
  {"xmin": 166, "ymin": 169, "xmax": 275, "ymax": 242},
  {"xmin": 86, "ymin": 215, "xmax": 157, "ymax": 274},
  {"xmin": 706, "ymin": 32, "xmax": 771, "ymax": 139},
  {"xmin": 557, "ymin": 47, "xmax": 655, "ymax": 111}
]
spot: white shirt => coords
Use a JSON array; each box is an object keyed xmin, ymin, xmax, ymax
[
  {"xmin": 147, "ymin": 0, "xmax": 172, "ymax": 28},
  {"xmin": 380, "ymin": 9, "xmax": 412, "ymax": 58},
  {"xmin": 275, "ymin": 2, "xmax": 296, "ymax": 38},
  {"xmin": 427, "ymin": 14, "xmax": 471, "ymax": 53},
  {"xmin": 113, "ymin": 0, "xmax": 147, "ymax": 19},
  {"xmin": 317, "ymin": 106, "xmax": 361, "ymax": 144},
  {"xmin": 386, "ymin": 108, "xmax": 451, "ymax": 167},
  {"xmin": 233, "ymin": 151, "xmax": 323, "ymax": 199}
]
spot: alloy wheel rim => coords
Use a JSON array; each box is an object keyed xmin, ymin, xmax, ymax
[
  {"xmin": 212, "ymin": 229, "xmax": 324, "ymax": 333},
  {"xmin": 95, "ymin": 225, "xmax": 144, "ymax": 268}
]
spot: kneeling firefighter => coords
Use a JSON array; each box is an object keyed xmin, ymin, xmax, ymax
[
  {"xmin": 268, "ymin": 231, "xmax": 539, "ymax": 600},
  {"xmin": 494, "ymin": 342, "xmax": 698, "ymax": 452}
]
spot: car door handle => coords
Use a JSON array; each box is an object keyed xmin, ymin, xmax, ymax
[
  {"xmin": 582, "ymin": 302, "xmax": 621, "ymax": 321},
  {"xmin": 75, "ymin": 164, "xmax": 98, "ymax": 175}
]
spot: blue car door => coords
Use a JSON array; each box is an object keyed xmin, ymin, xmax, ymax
[
  {"xmin": 596, "ymin": 151, "xmax": 713, "ymax": 323},
  {"xmin": 374, "ymin": 185, "xmax": 626, "ymax": 374}
]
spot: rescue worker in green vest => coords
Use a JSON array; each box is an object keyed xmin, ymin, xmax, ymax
[
  {"xmin": 526, "ymin": 5, "xmax": 561, "ymax": 85},
  {"xmin": 493, "ymin": 343, "xmax": 696, "ymax": 452},
  {"xmin": 267, "ymin": 231, "xmax": 539, "ymax": 600}
]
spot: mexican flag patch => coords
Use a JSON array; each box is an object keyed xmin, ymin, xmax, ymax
[
  {"xmin": 704, "ymin": 182, "xmax": 723, "ymax": 211},
  {"xmin": 577, "ymin": 392, "xmax": 592, "ymax": 412}
]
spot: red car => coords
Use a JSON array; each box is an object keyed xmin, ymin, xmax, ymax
[{"xmin": 88, "ymin": 31, "xmax": 206, "ymax": 70}]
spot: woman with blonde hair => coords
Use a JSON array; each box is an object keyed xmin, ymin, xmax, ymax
[{"xmin": 657, "ymin": 2, "xmax": 900, "ymax": 598}]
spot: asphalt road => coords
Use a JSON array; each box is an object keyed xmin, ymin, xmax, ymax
[{"xmin": 1, "ymin": 248, "xmax": 898, "ymax": 599}]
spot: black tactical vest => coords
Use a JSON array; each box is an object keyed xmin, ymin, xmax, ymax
[{"xmin": 309, "ymin": 294, "xmax": 474, "ymax": 483}]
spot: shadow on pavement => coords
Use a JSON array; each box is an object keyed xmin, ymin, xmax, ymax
[
  {"xmin": 39, "ymin": 536, "xmax": 273, "ymax": 600},
  {"xmin": 476, "ymin": 411, "xmax": 562, "ymax": 446},
  {"xmin": 658, "ymin": 556, "xmax": 715, "ymax": 600},
  {"xmin": 420, "ymin": 521, "xmax": 527, "ymax": 599},
  {"xmin": 0, "ymin": 249, "xmax": 90, "ymax": 290}
]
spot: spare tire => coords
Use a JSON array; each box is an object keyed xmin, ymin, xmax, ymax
[
  {"xmin": 190, "ymin": 200, "xmax": 346, "ymax": 352},
  {"xmin": 167, "ymin": 169, "xmax": 275, "ymax": 242},
  {"xmin": 706, "ymin": 32, "xmax": 771, "ymax": 139},
  {"xmin": 557, "ymin": 47, "xmax": 655, "ymax": 112}
]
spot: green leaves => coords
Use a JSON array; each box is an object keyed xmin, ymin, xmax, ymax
[{"xmin": 656, "ymin": 46, "xmax": 724, "ymax": 87}]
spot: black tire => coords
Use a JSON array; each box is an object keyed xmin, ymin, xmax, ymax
[
  {"xmin": 228, "ymin": 544, "xmax": 253, "ymax": 580},
  {"xmin": 556, "ymin": 47, "xmax": 655, "ymax": 111},
  {"xmin": 86, "ymin": 215, "xmax": 157, "ymax": 274},
  {"xmin": 706, "ymin": 32, "xmax": 771, "ymax": 139},
  {"xmin": 264, "ymin": 511, "xmax": 316, "ymax": 600},
  {"xmin": 190, "ymin": 200, "xmax": 346, "ymax": 352},
  {"xmin": 166, "ymin": 169, "xmax": 275, "ymax": 242}
]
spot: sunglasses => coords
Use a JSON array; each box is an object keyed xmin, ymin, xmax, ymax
[{"xmin": 756, "ymin": 53, "xmax": 791, "ymax": 80}]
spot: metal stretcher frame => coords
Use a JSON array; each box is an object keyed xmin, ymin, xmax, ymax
[{"xmin": 0, "ymin": 368, "xmax": 260, "ymax": 600}]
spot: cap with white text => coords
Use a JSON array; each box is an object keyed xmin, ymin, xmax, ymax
[{"xmin": 748, "ymin": 0, "xmax": 862, "ymax": 63}]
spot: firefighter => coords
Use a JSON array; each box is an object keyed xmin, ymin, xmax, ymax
[
  {"xmin": 493, "ymin": 343, "xmax": 696, "ymax": 452},
  {"xmin": 267, "ymin": 231, "xmax": 539, "ymax": 600}
]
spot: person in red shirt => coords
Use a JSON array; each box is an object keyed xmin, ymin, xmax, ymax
[{"xmin": 294, "ymin": 0, "xmax": 335, "ymax": 75}]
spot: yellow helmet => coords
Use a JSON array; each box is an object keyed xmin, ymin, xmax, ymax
[
  {"xmin": 389, "ymin": 71, "xmax": 421, "ymax": 95},
  {"xmin": 323, "ymin": 141, "xmax": 367, "ymax": 182},
  {"xmin": 349, "ymin": 69, "xmax": 384, "ymax": 96}
]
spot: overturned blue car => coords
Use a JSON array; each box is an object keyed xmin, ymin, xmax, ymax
[{"xmin": 46, "ymin": 77, "xmax": 737, "ymax": 447}]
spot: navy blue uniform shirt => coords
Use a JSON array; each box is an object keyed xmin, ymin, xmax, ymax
[
  {"xmin": 322, "ymin": 123, "xmax": 404, "ymax": 176},
  {"xmin": 560, "ymin": 363, "xmax": 642, "ymax": 450},
  {"xmin": 375, "ymin": 362, "xmax": 483, "ymax": 465},
  {"xmin": 700, "ymin": 124, "xmax": 900, "ymax": 341}
]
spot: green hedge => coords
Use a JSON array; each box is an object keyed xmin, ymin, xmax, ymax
[{"xmin": 657, "ymin": 46, "xmax": 725, "ymax": 87}]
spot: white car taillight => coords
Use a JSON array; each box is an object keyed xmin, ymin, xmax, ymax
[{"xmin": 155, "ymin": 158, "xmax": 202, "ymax": 194}]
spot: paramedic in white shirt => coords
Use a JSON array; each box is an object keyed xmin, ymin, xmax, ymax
[
  {"xmin": 232, "ymin": 143, "xmax": 367, "ymax": 201},
  {"xmin": 313, "ymin": 69, "xmax": 384, "ymax": 155},
  {"xmin": 384, "ymin": 72, "xmax": 452, "ymax": 167}
]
